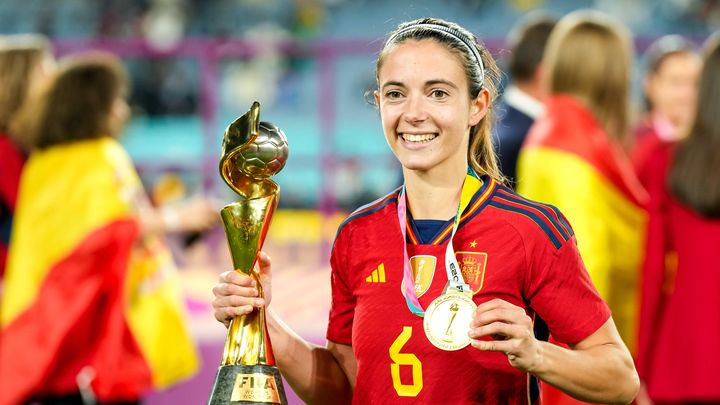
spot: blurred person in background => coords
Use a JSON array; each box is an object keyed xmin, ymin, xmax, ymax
[
  {"xmin": 0, "ymin": 34, "xmax": 54, "ymax": 282},
  {"xmin": 516, "ymin": 10, "xmax": 647, "ymax": 405},
  {"xmin": 213, "ymin": 17, "xmax": 638, "ymax": 405},
  {"xmin": 636, "ymin": 33, "xmax": 720, "ymax": 405},
  {"xmin": 493, "ymin": 12, "xmax": 556, "ymax": 188},
  {"xmin": 632, "ymin": 35, "xmax": 701, "ymax": 188},
  {"xmin": 0, "ymin": 53, "xmax": 207, "ymax": 405}
]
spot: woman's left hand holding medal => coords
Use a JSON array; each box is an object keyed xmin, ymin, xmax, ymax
[{"xmin": 468, "ymin": 298, "xmax": 542, "ymax": 373}]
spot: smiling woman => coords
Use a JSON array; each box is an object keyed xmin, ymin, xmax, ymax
[{"xmin": 212, "ymin": 17, "xmax": 639, "ymax": 405}]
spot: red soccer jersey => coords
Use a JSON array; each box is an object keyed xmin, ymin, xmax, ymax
[{"xmin": 327, "ymin": 177, "xmax": 611, "ymax": 404}]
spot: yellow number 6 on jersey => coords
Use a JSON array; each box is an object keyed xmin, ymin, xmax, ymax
[{"xmin": 389, "ymin": 326, "xmax": 423, "ymax": 397}]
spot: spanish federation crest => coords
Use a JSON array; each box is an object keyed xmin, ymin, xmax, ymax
[{"xmin": 455, "ymin": 251, "xmax": 488, "ymax": 294}]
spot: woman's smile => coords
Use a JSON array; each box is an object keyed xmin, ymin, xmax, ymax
[{"xmin": 399, "ymin": 131, "xmax": 439, "ymax": 148}]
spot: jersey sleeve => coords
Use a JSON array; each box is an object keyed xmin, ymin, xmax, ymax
[
  {"xmin": 326, "ymin": 228, "xmax": 355, "ymax": 345},
  {"xmin": 525, "ymin": 236, "xmax": 612, "ymax": 344}
]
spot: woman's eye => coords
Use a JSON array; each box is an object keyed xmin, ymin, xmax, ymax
[
  {"xmin": 385, "ymin": 90, "xmax": 403, "ymax": 99},
  {"xmin": 431, "ymin": 89, "xmax": 448, "ymax": 98}
]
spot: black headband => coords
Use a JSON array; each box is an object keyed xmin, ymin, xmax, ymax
[{"xmin": 386, "ymin": 23, "xmax": 486, "ymax": 88}]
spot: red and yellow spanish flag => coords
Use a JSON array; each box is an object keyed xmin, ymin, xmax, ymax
[
  {"xmin": 518, "ymin": 95, "xmax": 647, "ymax": 404},
  {"xmin": 0, "ymin": 137, "xmax": 199, "ymax": 404}
]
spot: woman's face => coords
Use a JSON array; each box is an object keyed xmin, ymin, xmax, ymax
[
  {"xmin": 27, "ymin": 53, "xmax": 56, "ymax": 96},
  {"xmin": 645, "ymin": 52, "xmax": 701, "ymax": 128},
  {"xmin": 375, "ymin": 39, "xmax": 487, "ymax": 174},
  {"xmin": 108, "ymin": 95, "xmax": 130, "ymax": 137}
]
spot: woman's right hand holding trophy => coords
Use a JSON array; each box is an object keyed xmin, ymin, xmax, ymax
[{"xmin": 212, "ymin": 251, "xmax": 273, "ymax": 327}]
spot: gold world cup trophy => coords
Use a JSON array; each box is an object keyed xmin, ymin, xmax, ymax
[{"xmin": 208, "ymin": 101, "xmax": 289, "ymax": 405}]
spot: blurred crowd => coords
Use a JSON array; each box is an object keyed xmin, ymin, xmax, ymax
[
  {"xmin": 0, "ymin": 4, "xmax": 719, "ymax": 405},
  {"xmin": 0, "ymin": 39, "xmax": 217, "ymax": 405},
  {"xmin": 494, "ymin": 12, "xmax": 719, "ymax": 405}
]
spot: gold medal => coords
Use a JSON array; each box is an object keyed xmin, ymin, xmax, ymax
[{"xmin": 423, "ymin": 292, "xmax": 477, "ymax": 351}]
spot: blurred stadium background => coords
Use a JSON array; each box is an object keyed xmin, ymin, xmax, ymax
[{"xmin": 3, "ymin": 0, "xmax": 719, "ymax": 403}]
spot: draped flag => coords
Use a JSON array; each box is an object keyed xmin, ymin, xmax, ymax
[
  {"xmin": 0, "ymin": 137, "xmax": 199, "ymax": 405},
  {"xmin": 517, "ymin": 96, "xmax": 647, "ymax": 404}
]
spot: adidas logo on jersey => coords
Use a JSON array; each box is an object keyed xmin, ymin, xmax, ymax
[{"xmin": 365, "ymin": 263, "xmax": 386, "ymax": 283}]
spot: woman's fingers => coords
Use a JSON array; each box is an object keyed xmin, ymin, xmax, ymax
[
  {"xmin": 256, "ymin": 251, "xmax": 272, "ymax": 278},
  {"xmin": 212, "ymin": 282, "xmax": 258, "ymax": 299},
  {"xmin": 219, "ymin": 270, "xmax": 256, "ymax": 287},
  {"xmin": 214, "ymin": 305, "xmax": 251, "ymax": 325},
  {"xmin": 257, "ymin": 251, "xmax": 271, "ymax": 271},
  {"xmin": 469, "ymin": 321, "xmax": 525, "ymax": 340},
  {"xmin": 214, "ymin": 293, "xmax": 265, "ymax": 309},
  {"xmin": 470, "ymin": 338, "xmax": 515, "ymax": 353},
  {"xmin": 468, "ymin": 298, "xmax": 540, "ymax": 371},
  {"xmin": 212, "ymin": 268, "xmax": 266, "ymax": 325},
  {"xmin": 212, "ymin": 252, "xmax": 275, "ymax": 327},
  {"xmin": 212, "ymin": 294, "xmax": 265, "ymax": 325}
]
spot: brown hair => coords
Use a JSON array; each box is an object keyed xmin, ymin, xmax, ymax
[
  {"xmin": 0, "ymin": 34, "xmax": 50, "ymax": 134},
  {"xmin": 669, "ymin": 33, "xmax": 720, "ymax": 218},
  {"xmin": 376, "ymin": 17, "xmax": 504, "ymax": 182},
  {"xmin": 13, "ymin": 52, "xmax": 128, "ymax": 151},
  {"xmin": 544, "ymin": 10, "xmax": 633, "ymax": 144},
  {"xmin": 507, "ymin": 13, "xmax": 557, "ymax": 83},
  {"xmin": 645, "ymin": 35, "xmax": 696, "ymax": 74}
]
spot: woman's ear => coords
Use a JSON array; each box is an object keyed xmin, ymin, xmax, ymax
[
  {"xmin": 469, "ymin": 89, "xmax": 490, "ymax": 126},
  {"xmin": 374, "ymin": 89, "xmax": 380, "ymax": 112}
]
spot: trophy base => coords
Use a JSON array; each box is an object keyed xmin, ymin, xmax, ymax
[{"xmin": 208, "ymin": 364, "xmax": 288, "ymax": 405}]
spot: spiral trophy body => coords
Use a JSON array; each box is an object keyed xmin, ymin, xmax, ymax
[{"xmin": 208, "ymin": 102, "xmax": 289, "ymax": 405}]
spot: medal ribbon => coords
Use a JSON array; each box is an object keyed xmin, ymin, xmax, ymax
[{"xmin": 398, "ymin": 168, "xmax": 482, "ymax": 316}]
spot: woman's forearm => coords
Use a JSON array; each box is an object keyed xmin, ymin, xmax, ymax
[
  {"xmin": 266, "ymin": 310, "xmax": 353, "ymax": 405},
  {"xmin": 533, "ymin": 340, "xmax": 639, "ymax": 404}
]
